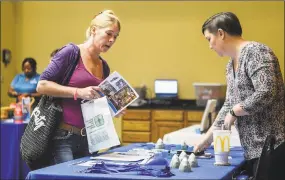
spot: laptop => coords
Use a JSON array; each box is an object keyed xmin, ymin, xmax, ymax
[{"xmin": 154, "ymin": 79, "xmax": 178, "ymax": 99}]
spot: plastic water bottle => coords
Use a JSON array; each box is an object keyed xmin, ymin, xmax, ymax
[
  {"xmin": 14, "ymin": 104, "xmax": 23, "ymax": 124},
  {"xmin": 21, "ymin": 97, "xmax": 31, "ymax": 122}
]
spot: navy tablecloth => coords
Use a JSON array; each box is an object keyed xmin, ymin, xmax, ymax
[
  {"xmin": 1, "ymin": 120, "xmax": 30, "ymax": 179},
  {"xmin": 26, "ymin": 143, "xmax": 245, "ymax": 180}
]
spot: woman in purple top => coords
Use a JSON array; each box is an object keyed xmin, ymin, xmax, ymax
[{"xmin": 37, "ymin": 10, "xmax": 121, "ymax": 166}]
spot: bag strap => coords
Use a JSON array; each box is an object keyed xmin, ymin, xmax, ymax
[
  {"xmin": 61, "ymin": 47, "xmax": 81, "ymax": 85},
  {"xmin": 44, "ymin": 47, "xmax": 80, "ymax": 103}
]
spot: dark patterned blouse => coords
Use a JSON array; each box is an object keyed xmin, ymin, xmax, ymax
[{"xmin": 213, "ymin": 41, "xmax": 285, "ymax": 160}]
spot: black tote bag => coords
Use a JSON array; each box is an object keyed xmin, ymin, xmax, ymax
[{"xmin": 20, "ymin": 48, "xmax": 80, "ymax": 170}]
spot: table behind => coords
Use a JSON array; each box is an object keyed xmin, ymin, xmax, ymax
[
  {"xmin": 26, "ymin": 143, "xmax": 245, "ymax": 180},
  {"xmin": 1, "ymin": 120, "xmax": 30, "ymax": 179}
]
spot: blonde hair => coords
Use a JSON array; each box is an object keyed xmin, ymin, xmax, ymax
[{"xmin": 86, "ymin": 10, "xmax": 121, "ymax": 39}]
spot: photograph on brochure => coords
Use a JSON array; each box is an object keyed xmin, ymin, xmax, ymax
[{"xmin": 98, "ymin": 71, "xmax": 139, "ymax": 117}]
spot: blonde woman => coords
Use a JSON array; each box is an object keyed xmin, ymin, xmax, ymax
[{"xmin": 36, "ymin": 10, "xmax": 121, "ymax": 169}]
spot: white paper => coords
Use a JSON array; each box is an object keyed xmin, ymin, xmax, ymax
[
  {"xmin": 77, "ymin": 160, "xmax": 97, "ymax": 167},
  {"xmin": 98, "ymin": 71, "xmax": 139, "ymax": 117},
  {"xmin": 77, "ymin": 160, "xmax": 131, "ymax": 167},
  {"xmin": 81, "ymin": 97, "xmax": 120, "ymax": 153},
  {"xmin": 90, "ymin": 152, "xmax": 150, "ymax": 162}
]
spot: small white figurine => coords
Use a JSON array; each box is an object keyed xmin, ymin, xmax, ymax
[
  {"xmin": 155, "ymin": 138, "xmax": 164, "ymax": 149},
  {"xmin": 179, "ymin": 157, "xmax": 192, "ymax": 172},
  {"xmin": 188, "ymin": 153, "xmax": 198, "ymax": 167},
  {"xmin": 181, "ymin": 140, "xmax": 188, "ymax": 151},
  {"xmin": 170, "ymin": 154, "xmax": 180, "ymax": 168},
  {"xmin": 179, "ymin": 151, "xmax": 188, "ymax": 162}
]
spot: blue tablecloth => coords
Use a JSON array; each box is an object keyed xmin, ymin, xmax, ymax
[
  {"xmin": 1, "ymin": 120, "xmax": 30, "ymax": 179},
  {"xmin": 26, "ymin": 143, "xmax": 245, "ymax": 180}
]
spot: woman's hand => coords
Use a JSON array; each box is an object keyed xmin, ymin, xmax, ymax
[
  {"xmin": 193, "ymin": 138, "xmax": 211, "ymax": 153},
  {"xmin": 224, "ymin": 113, "xmax": 237, "ymax": 130},
  {"xmin": 12, "ymin": 91, "xmax": 18, "ymax": 96},
  {"xmin": 21, "ymin": 93, "xmax": 30, "ymax": 97},
  {"xmin": 77, "ymin": 86, "xmax": 102, "ymax": 100},
  {"xmin": 17, "ymin": 93, "xmax": 30, "ymax": 102}
]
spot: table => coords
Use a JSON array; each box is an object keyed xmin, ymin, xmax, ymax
[
  {"xmin": 26, "ymin": 143, "xmax": 245, "ymax": 180},
  {"xmin": 163, "ymin": 125, "xmax": 241, "ymax": 147},
  {"xmin": 1, "ymin": 120, "xmax": 30, "ymax": 179}
]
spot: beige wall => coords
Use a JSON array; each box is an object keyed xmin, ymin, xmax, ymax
[
  {"xmin": 12, "ymin": 2, "xmax": 285, "ymax": 100},
  {"xmin": 1, "ymin": 2, "xmax": 284, "ymax": 136},
  {"xmin": 1, "ymin": 2, "xmax": 17, "ymax": 106}
]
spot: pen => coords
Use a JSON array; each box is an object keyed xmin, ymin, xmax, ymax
[
  {"xmin": 117, "ymin": 152, "xmax": 139, "ymax": 156},
  {"xmin": 68, "ymin": 160, "xmax": 88, "ymax": 166}
]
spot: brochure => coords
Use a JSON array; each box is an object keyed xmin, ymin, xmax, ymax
[
  {"xmin": 90, "ymin": 152, "xmax": 150, "ymax": 162},
  {"xmin": 98, "ymin": 71, "xmax": 139, "ymax": 117}
]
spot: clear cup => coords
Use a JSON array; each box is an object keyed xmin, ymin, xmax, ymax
[{"xmin": 213, "ymin": 130, "xmax": 231, "ymax": 165}]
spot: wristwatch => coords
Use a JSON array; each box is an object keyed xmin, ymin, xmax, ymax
[{"xmin": 229, "ymin": 109, "xmax": 238, "ymax": 118}]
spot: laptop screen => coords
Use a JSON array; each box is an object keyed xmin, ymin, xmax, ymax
[{"xmin": 155, "ymin": 79, "xmax": 178, "ymax": 99}]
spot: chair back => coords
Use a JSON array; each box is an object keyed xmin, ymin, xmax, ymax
[{"xmin": 253, "ymin": 135, "xmax": 276, "ymax": 180}]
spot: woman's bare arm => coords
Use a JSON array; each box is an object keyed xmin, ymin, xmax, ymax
[
  {"xmin": 30, "ymin": 92, "xmax": 42, "ymax": 97},
  {"xmin": 37, "ymin": 80, "xmax": 76, "ymax": 98},
  {"xmin": 8, "ymin": 87, "xmax": 18, "ymax": 97},
  {"xmin": 37, "ymin": 80, "xmax": 101, "ymax": 100}
]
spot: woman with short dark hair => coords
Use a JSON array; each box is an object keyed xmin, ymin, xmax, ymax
[{"xmin": 194, "ymin": 12, "xmax": 285, "ymax": 179}]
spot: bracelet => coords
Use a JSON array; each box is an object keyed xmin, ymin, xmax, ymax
[
  {"xmin": 229, "ymin": 109, "xmax": 238, "ymax": 118},
  {"xmin": 74, "ymin": 89, "xmax": 78, "ymax": 100}
]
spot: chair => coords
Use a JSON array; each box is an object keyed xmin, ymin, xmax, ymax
[
  {"xmin": 163, "ymin": 99, "xmax": 218, "ymax": 145},
  {"xmin": 233, "ymin": 135, "xmax": 276, "ymax": 180},
  {"xmin": 253, "ymin": 135, "xmax": 276, "ymax": 180}
]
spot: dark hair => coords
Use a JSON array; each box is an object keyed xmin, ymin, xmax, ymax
[
  {"xmin": 22, "ymin": 57, "xmax": 37, "ymax": 72},
  {"xmin": 50, "ymin": 48, "xmax": 60, "ymax": 57},
  {"xmin": 202, "ymin": 12, "xmax": 242, "ymax": 36}
]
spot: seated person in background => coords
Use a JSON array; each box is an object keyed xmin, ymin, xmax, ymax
[{"xmin": 8, "ymin": 57, "xmax": 41, "ymax": 109}]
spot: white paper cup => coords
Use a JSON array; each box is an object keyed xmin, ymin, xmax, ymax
[{"xmin": 213, "ymin": 130, "xmax": 231, "ymax": 165}]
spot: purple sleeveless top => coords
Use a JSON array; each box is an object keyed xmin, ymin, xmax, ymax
[
  {"xmin": 40, "ymin": 43, "xmax": 110, "ymax": 128},
  {"xmin": 62, "ymin": 58, "xmax": 104, "ymax": 127}
]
